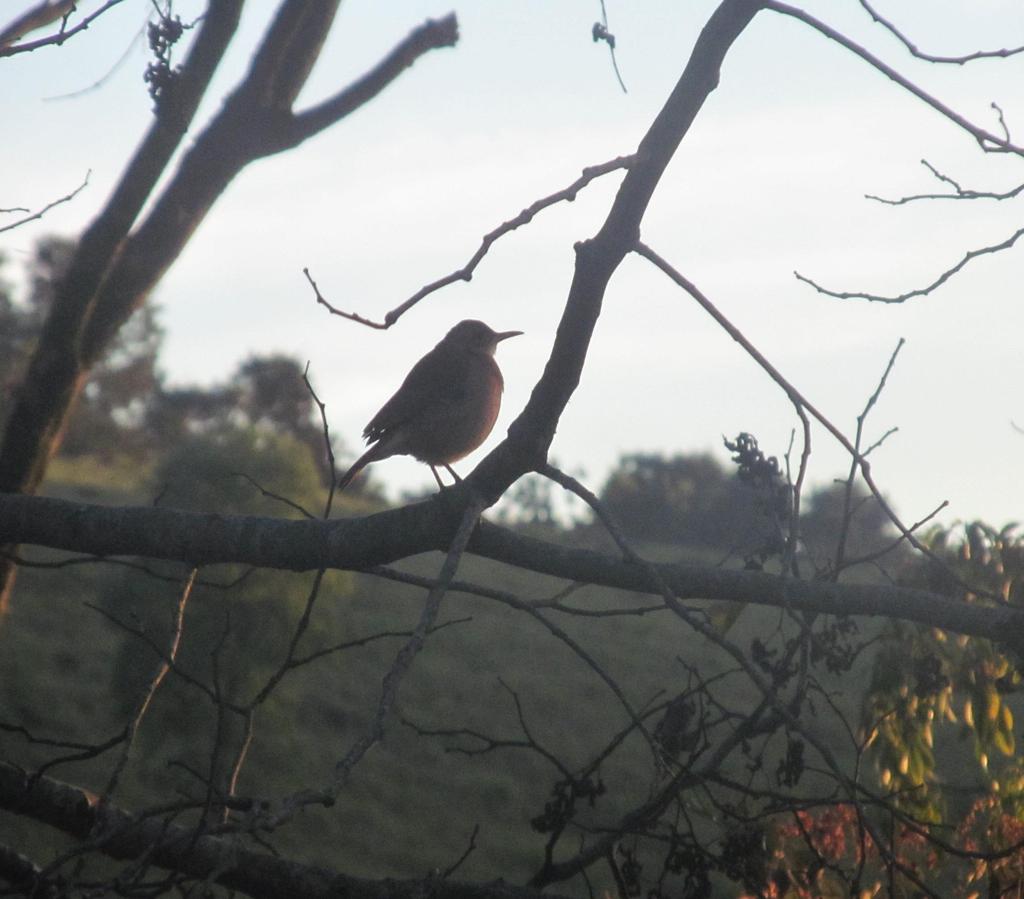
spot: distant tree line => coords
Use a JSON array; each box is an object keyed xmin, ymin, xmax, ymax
[{"xmin": 0, "ymin": 237, "xmax": 331, "ymax": 481}]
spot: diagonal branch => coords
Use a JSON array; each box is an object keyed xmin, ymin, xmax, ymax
[
  {"xmin": 0, "ymin": 0, "xmax": 245, "ymax": 499},
  {"xmin": 632, "ymin": 241, "xmax": 958, "ymax": 566},
  {"xmin": 0, "ymin": 0, "xmax": 125, "ymax": 57},
  {"xmin": 306, "ymin": 154, "xmax": 635, "ymax": 329},
  {"xmin": 285, "ymin": 14, "xmax": 459, "ymax": 148},
  {"xmin": 102, "ymin": 568, "xmax": 197, "ymax": 801},
  {"xmin": 469, "ymin": 0, "xmax": 763, "ymax": 503},
  {"xmin": 0, "ymin": 171, "xmax": 90, "ymax": 234},
  {"xmin": 331, "ymin": 494, "xmax": 486, "ymax": 790},
  {"xmin": 765, "ymin": 1, "xmax": 1024, "ymax": 156}
]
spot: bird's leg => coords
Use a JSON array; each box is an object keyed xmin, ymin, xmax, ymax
[
  {"xmin": 443, "ymin": 464, "xmax": 462, "ymax": 483},
  {"xmin": 429, "ymin": 466, "xmax": 446, "ymax": 490}
]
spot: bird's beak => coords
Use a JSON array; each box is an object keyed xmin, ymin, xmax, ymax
[{"xmin": 495, "ymin": 330, "xmax": 523, "ymax": 343}]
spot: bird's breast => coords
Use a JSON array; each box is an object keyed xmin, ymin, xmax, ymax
[{"xmin": 404, "ymin": 355, "xmax": 504, "ymax": 465}]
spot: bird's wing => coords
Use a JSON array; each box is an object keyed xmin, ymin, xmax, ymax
[{"xmin": 363, "ymin": 348, "xmax": 466, "ymax": 442}]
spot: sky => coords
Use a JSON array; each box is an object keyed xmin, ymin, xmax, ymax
[{"xmin": 2, "ymin": 0, "xmax": 1023, "ymax": 531}]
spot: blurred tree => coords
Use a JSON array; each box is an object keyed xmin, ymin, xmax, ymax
[
  {"xmin": 148, "ymin": 356, "xmax": 337, "ymax": 485},
  {"xmin": 0, "ymin": 241, "xmax": 338, "ymax": 478},
  {"xmin": 0, "ymin": 237, "xmax": 164, "ymax": 459},
  {"xmin": 0, "ymin": 256, "xmax": 39, "ymax": 415},
  {"xmin": 107, "ymin": 425, "xmax": 341, "ymax": 809},
  {"xmin": 230, "ymin": 355, "xmax": 331, "ymax": 477},
  {"xmin": 600, "ymin": 452, "xmax": 768, "ymax": 553},
  {"xmin": 800, "ymin": 479, "xmax": 894, "ymax": 568}
]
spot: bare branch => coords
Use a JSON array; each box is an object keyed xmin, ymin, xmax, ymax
[
  {"xmin": 367, "ymin": 562, "xmax": 656, "ymax": 754},
  {"xmin": 0, "ymin": 721, "xmax": 126, "ymax": 784},
  {"xmin": 866, "ymin": 159, "xmax": 1024, "ymax": 206},
  {"xmin": 331, "ymin": 495, "xmax": 486, "ymax": 790},
  {"xmin": 284, "ymin": 15, "xmax": 459, "ymax": 148},
  {"xmin": 0, "ymin": 171, "xmax": 90, "ymax": 234},
  {"xmin": 249, "ymin": 569, "xmax": 327, "ymax": 706},
  {"xmin": 301, "ymin": 362, "xmax": 338, "ymax": 518},
  {"xmin": 0, "ymin": 0, "xmax": 125, "ymax": 57},
  {"xmin": 837, "ymin": 498, "xmax": 949, "ymax": 571},
  {"xmin": 632, "ymin": 240, "xmax": 974, "ymax": 578},
  {"xmin": 859, "ymin": 0, "xmax": 1024, "ymax": 65},
  {"xmin": 440, "ymin": 824, "xmax": 480, "ymax": 879},
  {"xmin": 85, "ymin": 599, "xmax": 221, "ymax": 706},
  {"xmin": 765, "ymin": 1, "xmax": 1024, "ymax": 155},
  {"xmin": 102, "ymin": 568, "xmax": 197, "ymax": 800},
  {"xmin": 231, "ymin": 471, "xmax": 317, "ymax": 520},
  {"xmin": 793, "ymin": 224, "xmax": 1024, "ymax": 303},
  {"xmin": 473, "ymin": 0, "xmax": 762, "ymax": 503},
  {"xmin": 303, "ymin": 267, "xmax": 388, "ymax": 329},
  {"xmin": 307, "ymin": 155, "xmax": 635, "ymax": 329},
  {"xmin": 832, "ymin": 340, "xmax": 904, "ymax": 575}
]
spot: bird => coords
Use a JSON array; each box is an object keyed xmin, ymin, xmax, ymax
[{"xmin": 336, "ymin": 319, "xmax": 522, "ymax": 492}]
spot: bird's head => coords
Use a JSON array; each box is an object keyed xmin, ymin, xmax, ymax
[{"xmin": 444, "ymin": 319, "xmax": 523, "ymax": 355}]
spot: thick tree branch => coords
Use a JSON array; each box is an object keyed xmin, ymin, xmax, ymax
[
  {"xmin": 0, "ymin": 0, "xmax": 244, "ymax": 498},
  {"xmin": 0, "ymin": 3, "xmax": 458, "ymax": 615},
  {"xmin": 0, "ymin": 762, "xmax": 569, "ymax": 899},
  {"xmin": 0, "ymin": 492, "xmax": 1020, "ymax": 652}
]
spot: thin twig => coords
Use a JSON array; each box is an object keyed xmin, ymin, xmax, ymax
[
  {"xmin": 633, "ymin": 241, "xmax": 948, "ymax": 566},
  {"xmin": 833, "ymin": 339, "xmax": 904, "ymax": 576},
  {"xmin": 859, "ymin": 0, "xmax": 1024, "ymax": 65},
  {"xmin": 765, "ymin": 1, "xmax": 1024, "ymax": 156},
  {"xmin": 866, "ymin": 159, "xmax": 1024, "ymax": 206},
  {"xmin": 224, "ymin": 709, "xmax": 255, "ymax": 815},
  {"xmin": 331, "ymin": 496, "xmax": 486, "ymax": 788},
  {"xmin": 306, "ymin": 155, "xmax": 635, "ymax": 329},
  {"xmin": 441, "ymin": 824, "xmax": 480, "ymax": 878},
  {"xmin": 0, "ymin": 1, "xmax": 125, "ymax": 56},
  {"xmin": 367, "ymin": 563, "xmax": 659, "ymax": 752},
  {"xmin": 86, "ymin": 600, "xmax": 222, "ymax": 706},
  {"xmin": 249, "ymin": 569, "xmax": 327, "ymax": 706},
  {"xmin": 232, "ymin": 471, "xmax": 316, "ymax": 520},
  {"xmin": 302, "ymin": 362, "xmax": 338, "ymax": 519},
  {"xmin": 103, "ymin": 568, "xmax": 197, "ymax": 800},
  {"xmin": 794, "ymin": 225, "xmax": 1024, "ymax": 303},
  {"xmin": 0, "ymin": 171, "xmax": 90, "ymax": 234}
]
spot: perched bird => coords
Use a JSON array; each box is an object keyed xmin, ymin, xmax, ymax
[{"xmin": 337, "ymin": 319, "xmax": 522, "ymax": 492}]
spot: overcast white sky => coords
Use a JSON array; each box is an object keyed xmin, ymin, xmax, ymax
[{"xmin": 2, "ymin": 1, "xmax": 1022, "ymax": 529}]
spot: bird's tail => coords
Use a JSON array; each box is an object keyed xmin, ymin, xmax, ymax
[{"xmin": 336, "ymin": 441, "xmax": 388, "ymax": 493}]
